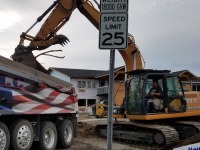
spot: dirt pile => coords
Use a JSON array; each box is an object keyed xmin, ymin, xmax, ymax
[{"xmin": 77, "ymin": 122, "xmax": 96, "ymax": 136}]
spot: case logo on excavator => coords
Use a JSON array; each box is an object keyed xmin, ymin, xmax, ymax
[
  {"xmin": 186, "ymin": 98, "xmax": 199, "ymax": 104},
  {"xmin": 186, "ymin": 97, "xmax": 200, "ymax": 110}
]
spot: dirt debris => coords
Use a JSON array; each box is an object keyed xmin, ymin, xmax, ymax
[
  {"xmin": 69, "ymin": 115, "xmax": 200, "ymax": 150},
  {"xmin": 74, "ymin": 119, "xmax": 197, "ymax": 149},
  {"xmin": 77, "ymin": 122, "xmax": 96, "ymax": 136},
  {"xmin": 67, "ymin": 117, "xmax": 140, "ymax": 150},
  {"xmin": 168, "ymin": 133, "xmax": 200, "ymax": 150}
]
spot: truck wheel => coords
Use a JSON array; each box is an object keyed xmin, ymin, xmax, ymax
[
  {"xmin": 40, "ymin": 121, "xmax": 57, "ymax": 150},
  {"xmin": 9, "ymin": 119, "xmax": 33, "ymax": 150},
  {"xmin": 0, "ymin": 122, "xmax": 10, "ymax": 150},
  {"xmin": 57, "ymin": 119, "xmax": 74, "ymax": 149}
]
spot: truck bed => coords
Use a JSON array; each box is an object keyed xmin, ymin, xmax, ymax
[
  {"xmin": 0, "ymin": 55, "xmax": 71, "ymax": 92},
  {"xmin": 0, "ymin": 55, "xmax": 78, "ymax": 115}
]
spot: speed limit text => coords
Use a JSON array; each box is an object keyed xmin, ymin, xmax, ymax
[
  {"xmin": 103, "ymin": 16, "xmax": 125, "ymax": 22},
  {"xmin": 103, "ymin": 15, "xmax": 125, "ymax": 30}
]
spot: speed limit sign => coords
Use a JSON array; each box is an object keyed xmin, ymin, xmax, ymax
[
  {"xmin": 99, "ymin": 0, "xmax": 128, "ymax": 49},
  {"xmin": 99, "ymin": 13, "xmax": 128, "ymax": 49}
]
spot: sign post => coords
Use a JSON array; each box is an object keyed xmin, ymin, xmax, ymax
[
  {"xmin": 107, "ymin": 49, "xmax": 115, "ymax": 150},
  {"xmin": 99, "ymin": 0, "xmax": 128, "ymax": 150}
]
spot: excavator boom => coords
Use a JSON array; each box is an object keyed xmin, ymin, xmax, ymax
[{"xmin": 12, "ymin": 0, "xmax": 144, "ymax": 73}]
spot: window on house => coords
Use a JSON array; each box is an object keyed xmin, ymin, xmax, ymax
[
  {"xmin": 197, "ymin": 85, "xmax": 200, "ymax": 91},
  {"xmin": 99, "ymin": 81, "xmax": 105, "ymax": 87},
  {"xmin": 88, "ymin": 99, "xmax": 96, "ymax": 106},
  {"xmin": 92, "ymin": 82, "xmax": 96, "ymax": 88},
  {"xmin": 87, "ymin": 81, "xmax": 91, "ymax": 88},
  {"xmin": 192, "ymin": 85, "xmax": 197, "ymax": 91},
  {"xmin": 78, "ymin": 81, "xmax": 86, "ymax": 88},
  {"xmin": 78, "ymin": 99, "xmax": 86, "ymax": 106}
]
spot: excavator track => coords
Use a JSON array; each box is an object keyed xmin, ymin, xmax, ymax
[
  {"xmin": 95, "ymin": 121, "xmax": 180, "ymax": 149},
  {"xmin": 95, "ymin": 120, "xmax": 200, "ymax": 149},
  {"xmin": 175, "ymin": 121, "xmax": 200, "ymax": 132},
  {"xmin": 172, "ymin": 120, "xmax": 200, "ymax": 140},
  {"xmin": 165, "ymin": 121, "xmax": 200, "ymax": 150},
  {"xmin": 128, "ymin": 122, "xmax": 180, "ymax": 146}
]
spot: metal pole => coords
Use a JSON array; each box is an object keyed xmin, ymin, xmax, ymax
[
  {"xmin": 107, "ymin": 49, "xmax": 115, "ymax": 150},
  {"xmin": 25, "ymin": 1, "xmax": 58, "ymax": 33}
]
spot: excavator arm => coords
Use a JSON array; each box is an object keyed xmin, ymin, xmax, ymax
[
  {"xmin": 12, "ymin": 0, "xmax": 144, "ymax": 73},
  {"xmin": 19, "ymin": 0, "xmax": 76, "ymax": 50}
]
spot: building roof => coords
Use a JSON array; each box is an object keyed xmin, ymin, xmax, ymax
[
  {"xmin": 95, "ymin": 66, "xmax": 125, "ymax": 78},
  {"xmin": 50, "ymin": 68, "xmax": 105, "ymax": 79},
  {"xmin": 50, "ymin": 66, "xmax": 125, "ymax": 80},
  {"xmin": 192, "ymin": 77, "xmax": 200, "ymax": 83},
  {"xmin": 50, "ymin": 67, "xmax": 199, "ymax": 83},
  {"xmin": 172, "ymin": 70, "xmax": 198, "ymax": 81}
]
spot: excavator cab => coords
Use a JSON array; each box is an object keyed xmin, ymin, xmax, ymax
[{"xmin": 114, "ymin": 69, "xmax": 187, "ymax": 120}]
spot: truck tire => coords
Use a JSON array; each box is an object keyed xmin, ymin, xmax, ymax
[
  {"xmin": 0, "ymin": 122, "xmax": 10, "ymax": 150},
  {"xmin": 9, "ymin": 119, "xmax": 33, "ymax": 150},
  {"xmin": 39, "ymin": 121, "xmax": 57, "ymax": 150},
  {"xmin": 57, "ymin": 119, "xmax": 74, "ymax": 149}
]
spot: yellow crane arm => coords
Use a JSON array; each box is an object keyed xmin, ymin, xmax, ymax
[
  {"xmin": 13, "ymin": 0, "xmax": 144, "ymax": 73},
  {"xmin": 18, "ymin": 0, "xmax": 76, "ymax": 50}
]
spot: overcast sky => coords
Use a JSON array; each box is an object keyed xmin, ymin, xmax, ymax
[{"xmin": 0, "ymin": 0, "xmax": 200, "ymax": 76}]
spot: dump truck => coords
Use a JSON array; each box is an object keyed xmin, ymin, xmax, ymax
[{"xmin": 0, "ymin": 55, "xmax": 78, "ymax": 150}]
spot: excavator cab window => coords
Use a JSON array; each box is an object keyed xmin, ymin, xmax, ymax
[
  {"xmin": 167, "ymin": 76, "xmax": 183, "ymax": 97},
  {"xmin": 145, "ymin": 75, "xmax": 165, "ymax": 113},
  {"xmin": 126, "ymin": 73, "xmax": 165, "ymax": 115},
  {"xmin": 144, "ymin": 75, "xmax": 186, "ymax": 113},
  {"xmin": 166, "ymin": 76, "xmax": 186, "ymax": 112},
  {"xmin": 145, "ymin": 78, "xmax": 164, "ymax": 94},
  {"xmin": 126, "ymin": 76, "xmax": 144, "ymax": 115}
]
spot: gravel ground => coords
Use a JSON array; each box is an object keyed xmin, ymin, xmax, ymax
[
  {"xmin": 65, "ymin": 116, "xmax": 144, "ymax": 150},
  {"xmin": 68, "ymin": 136, "xmax": 136, "ymax": 150},
  {"xmin": 32, "ymin": 114, "xmax": 200, "ymax": 150},
  {"xmin": 31, "ymin": 116, "xmax": 139, "ymax": 150},
  {"xmin": 70, "ymin": 115, "xmax": 200, "ymax": 150}
]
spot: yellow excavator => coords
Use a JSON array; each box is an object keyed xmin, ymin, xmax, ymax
[
  {"xmin": 92, "ymin": 100, "xmax": 108, "ymax": 118},
  {"xmin": 12, "ymin": 0, "xmax": 200, "ymax": 147}
]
